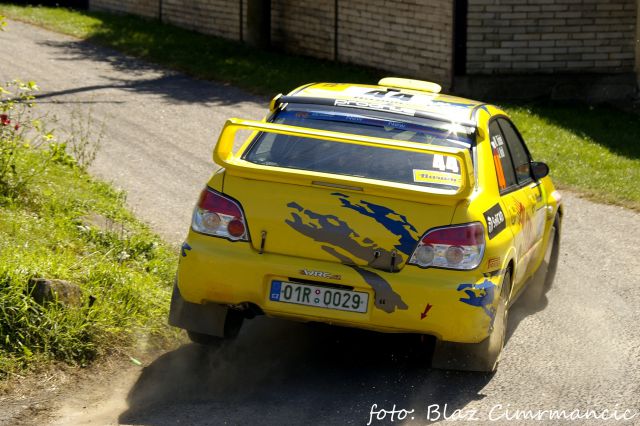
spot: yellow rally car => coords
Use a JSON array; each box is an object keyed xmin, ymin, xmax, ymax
[{"xmin": 169, "ymin": 78, "xmax": 562, "ymax": 372}]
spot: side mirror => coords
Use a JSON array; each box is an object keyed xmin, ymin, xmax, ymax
[{"xmin": 531, "ymin": 161, "xmax": 549, "ymax": 180}]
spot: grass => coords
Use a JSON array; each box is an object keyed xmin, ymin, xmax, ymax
[
  {"xmin": 0, "ymin": 4, "xmax": 639, "ymax": 210},
  {"xmin": 505, "ymin": 104, "xmax": 640, "ymax": 209},
  {"xmin": 0, "ymin": 145, "xmax": 178, "ymax": 376},
  {"xmin": 0, "ymin": 3, "xmax": 381, "ymax": 95}
]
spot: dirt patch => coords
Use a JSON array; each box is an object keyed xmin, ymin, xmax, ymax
[{"xmin": 0, "ymin": 349, "xmax": 166, "ymax": 426}]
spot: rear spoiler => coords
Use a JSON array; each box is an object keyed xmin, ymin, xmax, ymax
[{"xmin": 213, "ymin": 118, "xmax": 475, "ymax": 204}]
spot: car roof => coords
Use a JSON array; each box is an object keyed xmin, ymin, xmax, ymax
[{"xmin": 286, "ymin": 81, "xmax": 494, "ymax": 125}]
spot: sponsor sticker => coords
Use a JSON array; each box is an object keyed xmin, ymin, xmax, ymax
[
  {"xmin": 413, "ymin": 169, "xmax": 462, "ymax": 187},
  {"xmin": 300, "ymin": 269, "xmax": 341, "ymax": 280},
  {"xmin": 484, "ymin": 203, "xmax": 506, "ymax": 239},
  {"xmin": 490, "ymin": 134, "xmax": 508, "ymax": 190},
  {"xmin": 333, "ymin": 99, "xmax": 415, "ymax": 116},
  {"xmin": 490, "ymin": 134, "xmax": 506, "ymax": 158}
]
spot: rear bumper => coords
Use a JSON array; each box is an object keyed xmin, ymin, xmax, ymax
[{"xmin": 177, "ymin": 231, "xmax": 503, "ymax": 343}]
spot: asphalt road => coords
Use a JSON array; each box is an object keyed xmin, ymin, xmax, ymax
[{"xmin": 1, "ymin": 20, "xmax": 639, "ymax": 426}]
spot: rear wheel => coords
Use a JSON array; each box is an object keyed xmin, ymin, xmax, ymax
[
  {"xmin": 543, "ymin": 215, "xmax": 560, "ymax": 291},
  {"xmin": 525, "ymin": 214, "xmax": 560, "ymax": 304},
  {"xmin": 431, "ymin": 269, "xmax": 511, "ymax": 373}
]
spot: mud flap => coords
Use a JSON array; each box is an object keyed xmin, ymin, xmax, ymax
[
  {"xmin": 522, "ymin": 218, "xmax": 559, "ymax": 307},
  {"xmin": 168, "ymin": 282, "xmax": 243, "ymax": 338}
]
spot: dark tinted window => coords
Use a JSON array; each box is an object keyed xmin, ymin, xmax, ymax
[
  {"xmin": 498, "ymin": 118, "xmax": 531, "ymax": 184},
  {"xmin": 488, "ymin": 120, "xmax": 517, "ymax": 191},
  {"xmin": 243, "ymin": 133, "xmax": 463, "ymax": 191},
  {"xmin": 242, "ymin": 105, "xmax": 474, "ymax": 191}
]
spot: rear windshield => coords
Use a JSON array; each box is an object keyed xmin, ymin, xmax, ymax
[{"xmin": 242, "ymin": 105, "xmax": 474, "ymax": 191}]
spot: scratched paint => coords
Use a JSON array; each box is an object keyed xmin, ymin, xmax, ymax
[
  {"xmin": 456, "ymin": 278, "xmax": 497, "ymax": 320},
  {"xmin": 181, "ymin": 242, "xmax": 192, "ymax": 257},
  {"xmin": 285, "ymin": 201, "xmax": 408, "ymax": 313},
  {"xmin": 332, "ymin": 193, "xmax": 419, "ymax": 256}
]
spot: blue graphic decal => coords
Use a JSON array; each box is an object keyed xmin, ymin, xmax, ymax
[
  {"xmin": 181, "ymin": 242, "xmax": 192, "ymax": 257},
  {"xmin": 477, "ymin": 105, "xmax": 491, "ymax": 116},
  {"xmin": 332, "ymin": 193, "xmax": 419, "ymax": 256},
  {"xmin": 270, "ymin": 281, "xmax": 282, "ymax": 301},
  {"xmin": 285, "ymin": 201, "xmax": 409, "ymax": 313},
  {"xmin": 457, "ymin": 278, "xmax": 496, "ymax": 319}
]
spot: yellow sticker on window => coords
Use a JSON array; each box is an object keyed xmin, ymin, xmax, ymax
[{"xmin": 413, "ymin": 169, "xmax": 462, "ymax": 187}]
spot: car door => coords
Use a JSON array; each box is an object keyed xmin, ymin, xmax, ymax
[
  {"xmin": 488, "ymin": 119, "xmax": 542, "ymax": 293},
  {"xmin": 496, "ymin": 118, "xmax": 547, "ymax": 278}
]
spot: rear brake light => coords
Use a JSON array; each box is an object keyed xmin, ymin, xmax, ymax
[
  {"xmin": 408, "ymin": 222, "xmax": 484, "ymax": 270},
  {"xmin": 191, "ymin": 188, "xmax": 249, "ymax": 241}
]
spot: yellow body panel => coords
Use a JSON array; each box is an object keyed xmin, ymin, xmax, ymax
[
  {"xmin": 175, "ymin": 81, "xmax": 561, "ymax": 344},
  {"xmin": 178, "ymin": 231, "xmax": 501, "ymax": 342}
]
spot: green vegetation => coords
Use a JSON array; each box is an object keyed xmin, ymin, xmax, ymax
[
  {"xmin": 0, "ymin": 4, "xmax": 381, "ymax": 95},
  {"xmin": 0, "ymin": 80, "xmax": 177, "ymax": 376},
  {"xmin": 506, "ymin": 104, "xmax": 640, "ymax": 209}
]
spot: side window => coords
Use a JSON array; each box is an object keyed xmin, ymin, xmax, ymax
[
  {"xmin": 488, "ymin": 121, "xmax": 517, "ymax": 191},
  {"xmin": 498, "ymin": 119, "xmax": 532, "ymax": 184}
]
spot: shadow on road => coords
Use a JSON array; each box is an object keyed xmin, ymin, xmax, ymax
[
  {"xmin": 119, "ymin": 319, "xmax": 494, "ymax": 425},
  {"xmin": 34, "ymin": 39, "xmax": 265, "ymax": 106},
  {"xmin": 118, "ymin": 271, "xmax": 553, "ymax": 425},
  {"xmin": 506, "ymin": 283, "xmax": 550, "ymax": 344}
]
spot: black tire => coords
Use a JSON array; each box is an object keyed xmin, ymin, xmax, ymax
[
  {"xmin": 187, "ymin": 330, "xmax": 224, "ymax": 346},
  {"xmin": 543, "ymin": 215, "xmax": 560, "ymax": 291},
  {"xmin": 523, "ymin": 214, "xmax": 560, "ymax": 305},
  {"xmin": 431, "ymin": 270, "xmax": 511, "ymax": 373}
]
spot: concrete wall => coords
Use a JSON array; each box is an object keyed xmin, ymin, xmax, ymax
[
  {"xmin": 162, "ymin": 0, "xmax": 242, "ymax": 39},
  {"xmin": 271, "ymin": 0, "xmax": 334, "ymax": 60},
  {"xmin": 270, "ymin": 0, "xmax": 454, "ymax": 85},
  {"xmin": 466, "ymin": 0, "xmax": 637, "ymax": 74},
  {"xmin": 338, "ymin": 0, "xmax": 453, "ymax": 85},
  {"xmin": 90, "ymin": 0, "xmax": 455, "ymax": 88},
  {"xmin": 91, "ymin": 0, "xmax": 159, "ymax": 18},
  {"xmin": 89, "ymin": 0, "xmax": 639, "ymax": 96}
]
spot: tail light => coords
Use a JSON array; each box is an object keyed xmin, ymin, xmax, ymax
[
  {"xmin": 408, "ymin": 222, "xmax": 485, "ymax": 270},
  {"xmin": 191, "ymin": 188, "xmax": 249, "ymax": 241}
]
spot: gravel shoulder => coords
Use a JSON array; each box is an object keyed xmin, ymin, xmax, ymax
[{"xmin": 1, "ymin": 20, "xmax": 639, "ymax": 426}]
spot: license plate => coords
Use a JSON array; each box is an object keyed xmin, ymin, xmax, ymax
[{"xmin": 269, "ymin": 281, "xmax": 368, "ymax": 313}]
